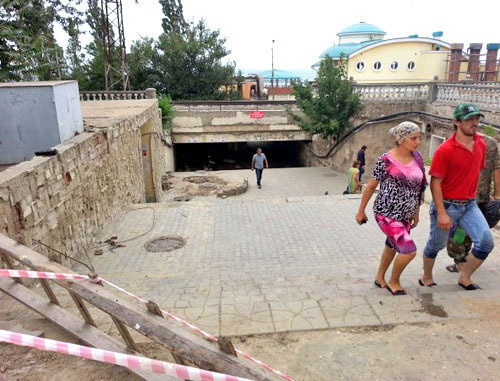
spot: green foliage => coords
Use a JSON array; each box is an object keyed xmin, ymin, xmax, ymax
[
  {"xmin": 159, "ymin": 0, "xmax": 188, "ymax": 35},
  {"xmin": 75, "ymin": 0, "xmax": 112, "ymax": 90},
  {"xmin": 128, "ymin": 37, "xmax": 161, "ymax": 90},
  {"xmin": 424, "ymin": 157, "xmax": 432, "ymax": 166},
  {"xmin": 127, "ymin": 0, "xmax": 235, "ymax": 100},
  {"xmin": 157, "ymin": 19, "xmax": 234, "ymax": 100},
  {"xmin": 0, "ymin": 0, "xmax": 235, "ymax": 99},
  {"xmin": 157, "ymin": 94, "xmax": 174, "ymax": 131},
  {"xmin": 289, "ymin": 56, "xmax": 362, "ymax": 140},
  {"xmin": 0, "ymin": 0, "xmax": 81, "ymax": 81},
  {"xmin": 484, "ymin": 124, "xmax": 496, "ymax": 137}
]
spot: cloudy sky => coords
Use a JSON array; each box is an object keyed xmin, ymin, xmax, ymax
[{"xmin": 62, "ymin": 0, "xmax": 500, "ymax": 78}]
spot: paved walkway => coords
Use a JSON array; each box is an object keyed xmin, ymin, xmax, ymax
[{"xmin": 76, "ymin": 168, "xmax": 500, "ymax": 338}]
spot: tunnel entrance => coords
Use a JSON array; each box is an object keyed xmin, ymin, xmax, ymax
[{"xmin": 173, "ymin": 141, "xmax": 310, "ymax": 171}]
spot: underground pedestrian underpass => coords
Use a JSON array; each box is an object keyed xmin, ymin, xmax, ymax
[{"xmin": 173, "ymin": 141, "xmax": 311, "ymax": 171}]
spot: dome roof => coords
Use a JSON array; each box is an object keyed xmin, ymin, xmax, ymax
[
  {"xmin": 337, "ymin": 22, "xmax": 386, "ymax": 36},
  {"xmin": 319, "ymin": 40, "xmax": 380, "ymax": 59}
]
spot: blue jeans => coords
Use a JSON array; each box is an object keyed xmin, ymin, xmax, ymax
[
  {"xmin": 359, "ymin": 166, "xmax": 365, "ymax": 181},
  {"xmin": 255, "ymin": 168, "xmax": 263, "ymax": 185},
  {"xmin": 424, "ymin": 200, "xmax": 494, "ymax": 260}
]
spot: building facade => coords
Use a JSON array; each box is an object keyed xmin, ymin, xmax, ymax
[{"xmin": 313, "ymin": 22, "xmax": 500, "ymax": 83}]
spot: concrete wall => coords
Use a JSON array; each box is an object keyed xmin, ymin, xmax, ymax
[
  {"xmin": 172, "ymin": 104, "xmax": 311, "ymax": 143},
  {"xmin": 304, "ymin": 99, "xmax": 500, "ymax": 176},
  {"xmin": 0, "ymin": 81, "xmax": 83, "ymax": 164},
  {"xmin": 0, "ymin": 99, "xmax": 170, "ymax": 263},
  {"xmin": 426, "ymin": 103, "xmax": 500, "ymax": 126}
]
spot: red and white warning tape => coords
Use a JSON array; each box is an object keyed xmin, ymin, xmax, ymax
[
  {"xmin": 0, "ymin": 269, "xmax": 88, "ymax": 281},
  {"xmin": 0, "ymin": 269, "xmax": 295, "ymax": 381},
  {"xmin": 0, "ymin": 329, "xmax": 253, "ymax": 381},
  {"xmin": 100, "ymin": 279, "xmax": 296, "ymax": 381}
]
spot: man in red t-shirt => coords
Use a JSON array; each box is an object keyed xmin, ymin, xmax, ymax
[{"xmin": 421, "ymin": 103, "xmax": 494, "ymax": 291}]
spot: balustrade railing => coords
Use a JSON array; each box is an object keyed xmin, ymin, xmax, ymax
[
  {"xmin": 79, "ymin": 84, "xmax": 500, "ymax": 110},
  {"xmin": 79, "ymin": 88, "xmax": 156, "ymax": 101},
  {"xmin": 436, "ymin": 84, "xmax": 500, "ymax": 110},
  {"xmin": 352, "ymin": 83, "xmax": 430, "ymax": 101}
]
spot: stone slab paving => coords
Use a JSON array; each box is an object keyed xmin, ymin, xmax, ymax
[{"xmin": 74, "ymin": 168, "xmax": 500, "ymax": 338}]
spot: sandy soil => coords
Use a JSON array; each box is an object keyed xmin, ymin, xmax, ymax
[{"xmin": 2, "ymin": 311, "xmax": 499, "ymax": 381}]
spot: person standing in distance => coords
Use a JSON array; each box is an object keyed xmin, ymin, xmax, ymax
[
  {"xmin": 421, "ymin": 103, "xmax": 494, "ymax": 291},
  {"xmin": 357, "ymin": 145, "xmax": 367, "ymax": 182},
  {"xmin": 251, "ymin": 148, "xmax": 269, "ymax": 189}
]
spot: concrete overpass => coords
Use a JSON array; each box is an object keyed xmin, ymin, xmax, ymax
[{"xmin": 171, "ymin": 101, "xmax": 311, "ymax": 143}]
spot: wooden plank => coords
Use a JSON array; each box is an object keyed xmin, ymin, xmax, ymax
[
  {"xmin": 39, "ymin": 278, "xmax": 60, "ymax": 305},
  {"xmin": 0, "ymin": 234, "xmax": 272, "ymax": 380},
  {"xmin": 111, "ymin": 315, "xmax": 139, "ymax": 351},
  {"xmin": 218, "ymin": 337, "xmax": 237, "ymax": 356},
  {"xmin": 0, "ymin": 277, "xmax": 173, "ymax": 381},
  {"xmin": 146, "ymin": 301, "xmax": 187, "ymax": 366},
  {"xmin": 1, "ymin": 252, "xmax": 25, "ymax": 286},
  {"xmin": 69, "ymin": 291, "xmax": 97, "ymax": 327}
]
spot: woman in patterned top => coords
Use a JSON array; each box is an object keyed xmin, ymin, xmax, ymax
[{"xmin": 355, "ymin": 122, "xmax": 427, "ymax": 295}]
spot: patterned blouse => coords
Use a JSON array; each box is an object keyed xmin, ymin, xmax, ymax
[{"xmin": 372, "ymin": 151, "xmax": 427, "ymax": 222}]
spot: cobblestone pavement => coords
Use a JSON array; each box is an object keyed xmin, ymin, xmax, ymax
[{"xmin": 79, "ymin": 168, "xmax": 500, "ymax": 338}]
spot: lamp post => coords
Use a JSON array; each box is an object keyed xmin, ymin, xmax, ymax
[{"xmin": 271, "ymin": 39, "xmax": 275, "ymax": 101}]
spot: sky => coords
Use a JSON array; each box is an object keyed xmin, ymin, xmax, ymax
[{"xmin": 58, "ymin": 0, "xmax": 500, "ymax": 80}]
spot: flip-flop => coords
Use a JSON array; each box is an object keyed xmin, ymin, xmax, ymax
[
  {"xmin": 387, "ymin": 285, "xmax": 407, "ymax": 296},
  {"xmin": 418, "ymin": 279, "xmax": 437, "ymax": 287},
  {"xmin": 374, "ymin": 280, "xmax": 386, "ymax": 289},
  {"xmin": 458, "ymin": 282, "xmax": 482, "ymax": 291},
  {"xmin": 446, "ymin": 264, "xmax": 458, "ymax": 273}
]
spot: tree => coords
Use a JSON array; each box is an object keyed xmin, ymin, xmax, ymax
[
  {"xmin": 155, "ymin": 19, "xmax": 235, "ymax": 99},
  {"xmin": 127, "ymin": 37, "xmax": 161, "ymax": 90},
  {"xmin": 0, "ymin": 0, "xmax": 81, "ymax": 81},
  {"xmin": 126, "ymin": 0, "xmax": 235, "ymax": 99},
  {"xmin": 159, "ymin": 0, "xmax": 188, "ymax": 35},
  {"xmin": 289, "ymin": 56, "xmax": 362, "ymax": 141},
  {"xmin": 65, "ymin": 18, "xmax": 86, "ymax": 81}
]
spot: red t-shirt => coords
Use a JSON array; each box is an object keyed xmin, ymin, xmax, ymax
[{"xmin": 429, "ymin": 133, "xmax": 486, "ymax": 200}]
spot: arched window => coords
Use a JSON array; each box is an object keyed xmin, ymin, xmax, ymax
[{"xmin": 355, "ymin": 61, "xmax": 365, "ymax": 72}]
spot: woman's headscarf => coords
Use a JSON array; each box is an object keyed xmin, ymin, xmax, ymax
[{"xmin": 388, "ymin": 121, "xmax": 420, "ymax": 144}]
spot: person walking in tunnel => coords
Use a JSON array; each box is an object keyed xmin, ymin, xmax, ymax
[
  {"xmin": 421, "ymin": 103, "xmax": 494, "ymax": 291},
  {"xmin": 251, "ymin": 148, "xmax": 269, "ymax": 189},
  {"xmin": 355, "ymin": 122, "xmax": 427, "ymax": 295}
]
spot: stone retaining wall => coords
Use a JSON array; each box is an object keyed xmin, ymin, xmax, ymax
[{"xmin": 0, "ymin": 100, "xmax": 169, "ymax": 264}]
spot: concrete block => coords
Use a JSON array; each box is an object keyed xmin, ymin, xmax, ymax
[{"xmin": 0, "ymin": 81, "xmax": 83, "ymax": 164}]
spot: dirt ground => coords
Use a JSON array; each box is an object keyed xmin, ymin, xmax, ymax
[{"xmin": 1, "ymin": 304, "xmax": 499, "ymax": 381}]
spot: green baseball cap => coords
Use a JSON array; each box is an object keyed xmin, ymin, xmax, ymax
[{"xmin": 453, "ymin": 103, "xmax": 484, "ymax": 120}]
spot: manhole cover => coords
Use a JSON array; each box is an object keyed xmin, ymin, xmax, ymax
[{"xmin": 144, "ymin": 236, "xmax": 185, "ymax": 252}]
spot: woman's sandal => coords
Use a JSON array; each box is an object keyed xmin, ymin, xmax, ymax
[
  {"xmin": 374, "ymin": 280, "xmax": 386, "ymax": 288},
  {"xmin": 387, "ymin": 285, "xmax": 407, "ymax": 296},
  {"xmin": 418, "ymin": 279, "xmax": 437, "ymax": 287}
]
